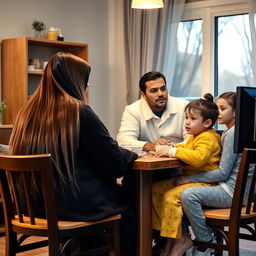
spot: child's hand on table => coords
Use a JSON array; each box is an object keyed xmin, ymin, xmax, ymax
[{"xmin": 153, "ymin": 147, "xmax": 171, "ymax": 157}]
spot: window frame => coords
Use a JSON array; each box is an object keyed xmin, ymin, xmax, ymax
[{"xmin": 182, "ymin": 0, "xmax": 249, "ymax": 96}]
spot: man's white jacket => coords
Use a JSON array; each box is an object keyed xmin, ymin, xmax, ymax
[{"xmin": 117, "ymin": 95, "xmax": 188, "ymax": 147}]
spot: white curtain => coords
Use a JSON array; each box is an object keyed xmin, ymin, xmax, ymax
[
  {"xmin": 248, "ymin": 0, "xmax": 256, "ymax": 84},
  {"xmin": 123, "ymin": 0, "xmax": 185, "ymax": 103}
]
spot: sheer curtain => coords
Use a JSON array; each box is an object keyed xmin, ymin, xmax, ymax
[
  {"xmin": 249, "ymin": 0, "xmax": 256, "ymax": 84},
  {"xmin": 123, "ymin": 0, "xmax": 185, "ymax": 103}
]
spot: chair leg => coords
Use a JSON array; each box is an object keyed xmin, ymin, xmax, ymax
[
  {"xmin": 110, "ymin": 221, "xmax": 120, "ymax": 256},
  {"xmin": 228, "ymin": 231, "xmax": 239, "ymax": 256},
  {"xmin": 5, "ymin": 230, "xmax": 17, "ymax": 256},
  {"xmin": 48, "ymin": 237, "xmax": 61, "ymax": 256},
  {"xmin": 214, "ymin": 228, "xmax": 223, "ymax": 256}
]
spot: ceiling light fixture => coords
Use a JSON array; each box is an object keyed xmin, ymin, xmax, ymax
[{"xmin": 131, "ymin": 0, "xmax": 164, "ymax": 9}]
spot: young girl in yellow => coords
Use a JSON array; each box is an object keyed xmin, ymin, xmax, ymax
[{"xmin": 152, "ymin": 93, "xmax": 221, "ymax": 256}]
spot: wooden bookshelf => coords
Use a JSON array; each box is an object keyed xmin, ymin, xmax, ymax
[{"xmin": 1, "ymin": 37, "xmax": 88, "ymax": 124}]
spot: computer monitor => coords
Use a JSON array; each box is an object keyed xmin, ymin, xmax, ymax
[{"xmin": 234, "ymin": 86, "xmax": 256, "ymax": 153}]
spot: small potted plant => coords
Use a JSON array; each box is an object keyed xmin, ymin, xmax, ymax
[
  {"xmin": 0, "ymin": 100, "xmax": 7, "ymax": 124},
  {"xmin": 32, "ymin": 20, "xmax": 46, "ymax": 38}
]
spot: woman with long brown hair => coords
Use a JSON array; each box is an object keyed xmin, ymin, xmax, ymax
[{"xmin": 9, "ymin": 52, "xmax": 138, "ymax": 255}]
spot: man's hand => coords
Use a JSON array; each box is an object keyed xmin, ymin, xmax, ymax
[
  {"xmin": 143, "ymin": 139, "xmax": 171, "ymax": 152},
  {"xmin": 143, "ymin": 142, "xmax": 156, "ymax": 152},
  {"xmin": 155, "ymin": 139, "xmax": 171, "ymax": 146},
  {"xmin": 174, "ymin": 175, "xmax": 190, "ymax": 186}
]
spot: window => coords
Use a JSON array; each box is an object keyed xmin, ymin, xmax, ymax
[
  {"xmin": 170, "ymin": 20, "xmax": 202, "ymax": 99},
  {"xmin": 217, "ymin": 14, "xmax": 253, "ymax": 95},
  {"xmin": 168, "ymin": 0, "xmax": 253, "ymax": 99}
]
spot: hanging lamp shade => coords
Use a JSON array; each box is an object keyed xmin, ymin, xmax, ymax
[{"xmin": 131, "ymin": 0, "xmax": 164, "ymax": 9}]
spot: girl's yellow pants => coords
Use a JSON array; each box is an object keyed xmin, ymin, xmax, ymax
[{"xmin": 152, "ymin": 178, "xmax": 213, "ymax": 239}]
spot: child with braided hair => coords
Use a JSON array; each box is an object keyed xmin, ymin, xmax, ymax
[{"xmin": 152, "ymin": 93, "xmax": 221, "ymax": 256}]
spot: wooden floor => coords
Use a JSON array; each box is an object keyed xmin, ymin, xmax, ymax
[
  {"xmin": 1, "ymin": 234, "xmax": 255, "ymax": 255},
  {"xmin": 0, "ymin": 235, "xmax": 48, "ymax": 256}
]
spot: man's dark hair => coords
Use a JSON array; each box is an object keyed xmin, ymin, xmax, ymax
[{"xmin": 139, "ymin": 71, "xmax": 166, "ymax": 93}]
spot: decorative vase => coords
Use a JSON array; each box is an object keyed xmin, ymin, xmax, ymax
[{"xmin": 34, "ymin": 30, "xmax": 43, "ymax": 38}]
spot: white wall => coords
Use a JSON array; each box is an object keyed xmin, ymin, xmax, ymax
[{"xmin": 0, "ymin": 0, "xmax": 115, "ymax": 133}]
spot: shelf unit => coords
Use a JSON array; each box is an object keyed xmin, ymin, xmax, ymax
[{"xmin": 1, "ymin": 37, "xmax": 88, "ymax": 124}]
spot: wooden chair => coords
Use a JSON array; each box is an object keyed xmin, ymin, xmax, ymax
[
  {"xmin": 0, "ymin": 125, "xmax": 13, "ymax": 235},
  {"xmin": 0, "ymin": 153, "xmax": 120, "ymax": 256},
  {"xmin": 192, "ymin": 148, "xmax": 256, "ymax": 256},
  {"xmin": 0, "ymin": 125, "xmax": 12, "ymax": 145}
]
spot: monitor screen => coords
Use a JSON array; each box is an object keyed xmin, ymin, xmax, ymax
[{"xmin": 234, "ymin": 86, "xmax": 256, "ymax": 153}]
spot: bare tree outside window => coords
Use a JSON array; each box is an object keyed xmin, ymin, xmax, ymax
[
  {"xmin": 168, "ymin": 14, "xmax": 254, "ymax": 100},
  {"xmin": 218, "ymin": 14, "xmax": 254, "ymax": 95},
  {"xmin": 168, "ymin": 20, "xmax": 202, "ymax": 98}
]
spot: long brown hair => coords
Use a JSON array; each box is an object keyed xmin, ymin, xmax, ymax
[{"xmin": 9, "ymin": 52, "xmax": 91, "ymax": 189}]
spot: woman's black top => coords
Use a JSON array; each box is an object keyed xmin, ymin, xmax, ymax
[{"xmin": 56, "ymin": 105, "xmax": 138, "ymax": 221}]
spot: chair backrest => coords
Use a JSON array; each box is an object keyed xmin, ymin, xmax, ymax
[
  {"xmin": 230, "ymin": 148, "xmax": 256, "ymax": 232},
  {"xmin": 0, "ymin": 154, "xmax": 59, "ymax": 245},
  {"xmin": 0, "ymin": 125, "xmax": 12, "ymax": 145}
]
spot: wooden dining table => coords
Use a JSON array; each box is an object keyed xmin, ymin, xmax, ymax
[{"xmin": 132, "ymin": 154, "xmax": 184, "ymax": 256}]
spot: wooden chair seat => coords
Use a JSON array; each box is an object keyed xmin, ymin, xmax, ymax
[
  {"xmin": 204, "ymin": 203, "xmax": 256, "ymax": 220},
  {"xmin": 12, "ymin": 214, "xmax": 121, "ymax": 230},
  {"xmin": 0, "ymin": 154, "xmax": 121, "ymax": 256}
]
